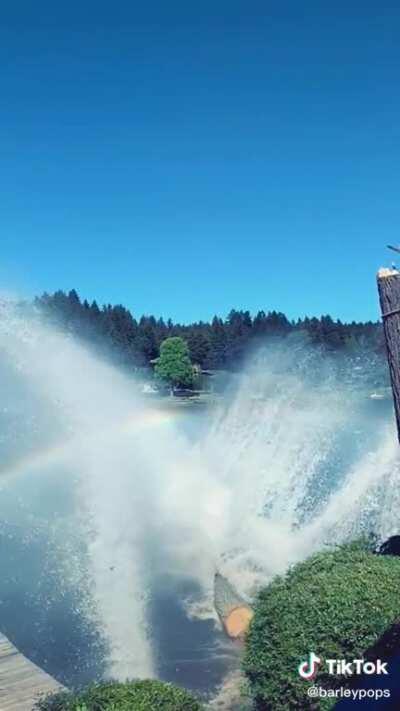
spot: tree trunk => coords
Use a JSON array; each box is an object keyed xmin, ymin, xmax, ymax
[
  {"xmin": 213, "ymin": 572, "xmax": 253, "ymax": 640},
  {"xmin": 377, "ymin": 268, "xmax": 400, "ymax": 443}
]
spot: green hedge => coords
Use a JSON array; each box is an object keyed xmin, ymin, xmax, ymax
[
  {"xmin": 34, "ymin": 680, "xmax": 203, "ymax": 711},
  {"xmin": 243, "ymin": 542, "xmax": 400, "ymax": 710}
]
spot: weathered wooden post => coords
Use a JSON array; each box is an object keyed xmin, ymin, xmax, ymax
[{"xmin": 377, "ymin": 267, "xmax": 400, "ymax": 442}]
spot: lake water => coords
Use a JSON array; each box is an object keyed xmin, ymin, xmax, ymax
[
  {"xmin": 0, "ymin": 310, "xmax": 398, "ymax": 705},
  {"xmin": 0, "ymin": 404, "xmax": 239, "ymax": 698}
]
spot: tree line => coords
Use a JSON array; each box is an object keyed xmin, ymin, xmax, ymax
[{"xmin": 34, "ymin": 289, "xmax": 384, "ymax": 372}]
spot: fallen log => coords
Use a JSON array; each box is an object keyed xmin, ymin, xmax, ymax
[{"xmin": 213, "ymin": 572, "xmax": 254, "ymax": 640}]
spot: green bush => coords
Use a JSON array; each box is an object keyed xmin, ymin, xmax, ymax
[
  {"xmin": 243, "ymin": 541, "xmax": 400, "ymax": 710},
  {"xmin": 35, "ymin": 680, "xmax": 203, "ymax": 711}
]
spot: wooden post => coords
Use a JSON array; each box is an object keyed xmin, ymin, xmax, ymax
[{"xmin": 377, "ymin": 267, "xmax": 400, "ymax": 443}]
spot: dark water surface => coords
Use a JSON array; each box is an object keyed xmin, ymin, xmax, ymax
[
  {"xmin": 0, "ymin": 405, "xmax": 236, "ymax": 697},
  {"xmin": 0, "ymin": 389, "xmax": 393, "ymax": 696}
]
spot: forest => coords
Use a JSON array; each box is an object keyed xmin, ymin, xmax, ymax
[{"xmin": 34, "ymin": 290, "xmax": 384, "ymax": 373}]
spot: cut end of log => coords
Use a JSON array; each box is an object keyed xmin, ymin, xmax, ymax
[
  {"xmin": 377, "ymin": 267, "xmax": 400, "ymax": 279},
  {"xmin": 223, "ymin": 606, "xmax": 254, "ymax": 639},
  {"xmin": 213, "ymin": 571, "xmax": 254, "ymax": 640}
]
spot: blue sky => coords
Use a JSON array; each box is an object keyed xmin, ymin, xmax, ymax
[{"xmin": 1, "ymin": 1, "xmax": 399, "ymax": 323}]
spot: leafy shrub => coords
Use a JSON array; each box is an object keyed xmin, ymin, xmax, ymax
[
  {"xmin": 243, "ymin": 542, "xmax": 400, "ymax": 710},
  {"xmin": 35, "ymin": 679, "xmax": 203, "ymax": 711},
  {"xmin": 154, "ymin": 337, "xmax": 195, "ymax": 388}
]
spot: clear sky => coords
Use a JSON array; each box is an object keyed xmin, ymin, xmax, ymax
[{"xmin": 1, "ymin": 1, "xmax": 399, "ymax": 323}]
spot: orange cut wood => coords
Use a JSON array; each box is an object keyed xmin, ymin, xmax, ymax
[{"xmin": 223, "ymin": 606, "xmax": 254, "ymax": 639}]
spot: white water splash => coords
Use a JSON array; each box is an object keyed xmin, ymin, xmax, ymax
[
  {"xmin": 195, "ymin": 343, "xmax": 399, "ymax": 598},
  {"xmin": 0, "ymin": 302, "xmax": 398, "ymax": 684},
  {"xmin": 0, "ymin": 301, "xmax": 155, "ymax": 679}
]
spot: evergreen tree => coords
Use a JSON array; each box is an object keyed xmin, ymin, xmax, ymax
[
  {"xmin": 187, "ymin": 331, "xmax": 210, "ymax": 366},
  {"xmin": 33, "ymin": 290, "xmax": 383, "ymax": 373}
]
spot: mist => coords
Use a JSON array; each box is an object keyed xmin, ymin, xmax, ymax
[{"xmin": 0, "ymin": 300, "xmax": 397, "ymax": 693}]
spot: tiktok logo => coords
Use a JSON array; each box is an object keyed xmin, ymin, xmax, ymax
[{"xmin": 298, "ymin": 652, "xmax": 321, "ymax": 680}]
